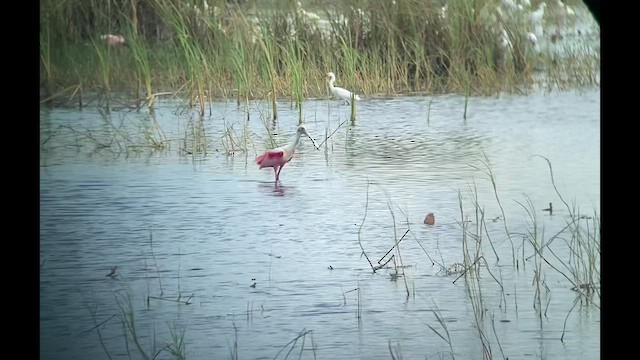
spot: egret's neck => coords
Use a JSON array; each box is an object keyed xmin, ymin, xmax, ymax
[{"xmin": 328, "ymin": 78, "xmax": 335, "ymax": 89}]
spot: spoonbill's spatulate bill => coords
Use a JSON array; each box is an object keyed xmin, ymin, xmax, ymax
[
  {"xmin": 326, "ymin": 72, "xmax": 360, "ymax": 105},
  {"xmin": 256, "ymin": 125, "xmax": 318, "ymax": 182}
]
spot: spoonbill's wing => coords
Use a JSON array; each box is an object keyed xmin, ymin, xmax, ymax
[{"xmin": 256, "ymin": 149, "xmax": 285, "ymax": 167}]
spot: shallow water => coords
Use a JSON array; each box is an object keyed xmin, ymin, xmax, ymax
[{"xmin": 40, "ymin": 88, "xmax": 600, "ymax": 359}]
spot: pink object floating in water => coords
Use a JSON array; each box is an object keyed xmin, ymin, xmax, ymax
[
  {"xmin": 100, "ymin": 34, "xmax": 125, "ymax": 46},
  {"xmin": 256, "ymin": 125, "xmax": 318, "ymax": 182},
  {"xmin": 424, "ymin": 213, "xmax": 435, "ymax": 225}
]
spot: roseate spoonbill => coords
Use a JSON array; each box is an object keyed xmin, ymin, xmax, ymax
[
  {"xmin": 256, "ymin": 125, "xmax": 318, "ymax": 182},
  {"xmin": 326, "ymin": 72, "xmax": 360, "ymax": 105}
]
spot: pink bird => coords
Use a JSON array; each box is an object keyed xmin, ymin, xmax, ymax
[{"xmin": 256, "ymin": 124, "xmax": 318, "ymax": 182}]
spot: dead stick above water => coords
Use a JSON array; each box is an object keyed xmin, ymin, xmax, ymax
[
  {"xmin": 317, "ymin": 119, "xmax": 347, "ymax": 149},
  {"xmin": 377, "ymin": 254, "xmax": 394, "ymax": 269},
  {"xmin": 184, "ymin": 293, "xmax": 194, "ymax": 304},
  {"xmin": 377, "ymin": 229, "xmax": 410, "ymax": 264},
  {"xmin": 452, "ymin": 256, "xmax": 483, "ymax": 284},
  {"xmin": 148, "ymin": 294, "xmax": 194, "ymax": 305}
]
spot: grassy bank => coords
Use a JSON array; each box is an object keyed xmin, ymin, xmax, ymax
[{"xmin": 40, "ymin": 0, "xmax": 600, "ymax": 106}]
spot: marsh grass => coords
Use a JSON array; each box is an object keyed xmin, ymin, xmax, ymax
[
  {"xmin": 447, "ymin": 152, "xmax": 605, "ymax": 359},
  {"xmin": 83, "ymin": 227, "xmax": 192, "ymax": 360},
  {"xmin": 181, "ymin": 116, "xmax": 208, "ymax": 156},
  {"xmin": 40, "ymin": 26, "xmax": 54, "ymax": 97},
  {"xmin": 40, "ymin": 0, "xmax": 599, "ymax": 105},
  {"xmin": 167, "ymin": 323, "xmax": 187, "ymax": 360},
  {"xmin": 458, "ymin": 190, "xmax": 492, "ymax": 360},
  {"xmin": 115, "ymin": 292, "xmax": 152, "ymax": 360},
  {"xmin": 542, "ymin": 39, "xmax": 601, "ymax": 91},
  {"xmin": 284, "ymin": 41, "xmax": 305, "ymax": 125},
  {"xmin": 448, "ymin": 154, "xmax": 600, "ymax": 355},
  {"xmin": 531, "ymin": 155, "xmax": 600, "ymax": 304},
  {"xmin": 468, "ymin": 152, "xmax": 515, "ymax": 265},
  {"xmin": 112, "ymin": 288, "xmax": 189, "ymax": 360},
  {"xmin": 85, "ymin": 304, "xmax": 116, "ymax": 360},
  {"xmin": 91, "ymin": 36, "xmax": 115, "ymax": 111},
  {"xmin": 388, "ymin": 340, "xmax": 405, "ymax": 360},
  {"xmin": 120, "ymin": 23, "xmax": 152, "ymax": 105},
  {"xmin": 221, "ymin": 114, "xmax": 255, "ymax": 155},
  {"xmin": 349, "ymin": 93, "xmax": 357, "ymax": 123},
  {"xmin": 357, "ymin": 179, "xmax": 415, "ymax": 278},
  {"xmin": 272, "ymin": 328, "xmax": 317, "ymax": 360},
  {"xmin": 425, "ymin": 305, "xmax": 456, "ymax": 360},
  {"xmin": 40, "ymin": 103, "xmax": 236, "ymax": 158}
]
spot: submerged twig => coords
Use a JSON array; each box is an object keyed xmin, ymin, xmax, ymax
[
  {"xmin": 149, "ymin": 227, "xmax": 164, "ymax": 296},
  {"xmin": 377, "ymin": 229, "xmax": 410, "ymax": 264}
]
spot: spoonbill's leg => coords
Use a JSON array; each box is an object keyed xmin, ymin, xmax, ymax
[{"xmin": 275, "ymin": 164, "xmax": 285, "ymax": 181}]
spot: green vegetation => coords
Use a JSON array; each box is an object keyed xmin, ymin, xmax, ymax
[{"xmin": 40, "ymin": 0, "xmax": 599, "ymax": 106}]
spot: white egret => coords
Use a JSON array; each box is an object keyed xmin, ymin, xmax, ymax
[
  {"xmin": 530, "ymin": 2, "xmax": 547, "ymax": 37},
  {"xmin": 326, "ymin": 72, "xmax": 360, "ymax": 105}
]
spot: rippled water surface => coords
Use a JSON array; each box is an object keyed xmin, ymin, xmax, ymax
[{"xmin": 40, "ymin": 88, "xmax": 600, "ymax": 359}]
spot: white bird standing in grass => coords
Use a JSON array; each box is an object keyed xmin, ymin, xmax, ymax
[
  {"xmin": 326, "ymin": 72, "xmax": 360, "ymax": 105},
  {"xmin": 530, "ymin": 2, "xmax": 547, "ymax": 38}
]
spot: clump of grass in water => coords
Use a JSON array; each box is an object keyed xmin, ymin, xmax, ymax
[
  {"xmin": 458, "ymin": 190, "xmax": 493, "ymax": 359},
  {"xmin": 425, "ymin": 304, "xmax": 456, "ymax": 360},
  {"xmin": 113, "ymin": 289, "xmax": 188, "ymax": 360},
  {"xmin": 455, "ymin": 183, "xmax": 512, "ymax": 359},
  {"xmin": 514, "ymin": 156, "xmax": 600, "ymax": 340},
  {"xmin": 529, "ymin": 155, "xmax": 600, "ymax": 301},
  {"xmin": 272, "ymin": 328, "xmax": 316, "ymax": 360},
  {"xmin": 468, "ymin": 151, "xmax": 516, "ymax": 265},
  {"xmin": 463, "ymin": 153, "xmax": 600, "ymax": 345},
  {"xmin": 220, "ymin": 117, "xmax": 255, "ymax": 156}
]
